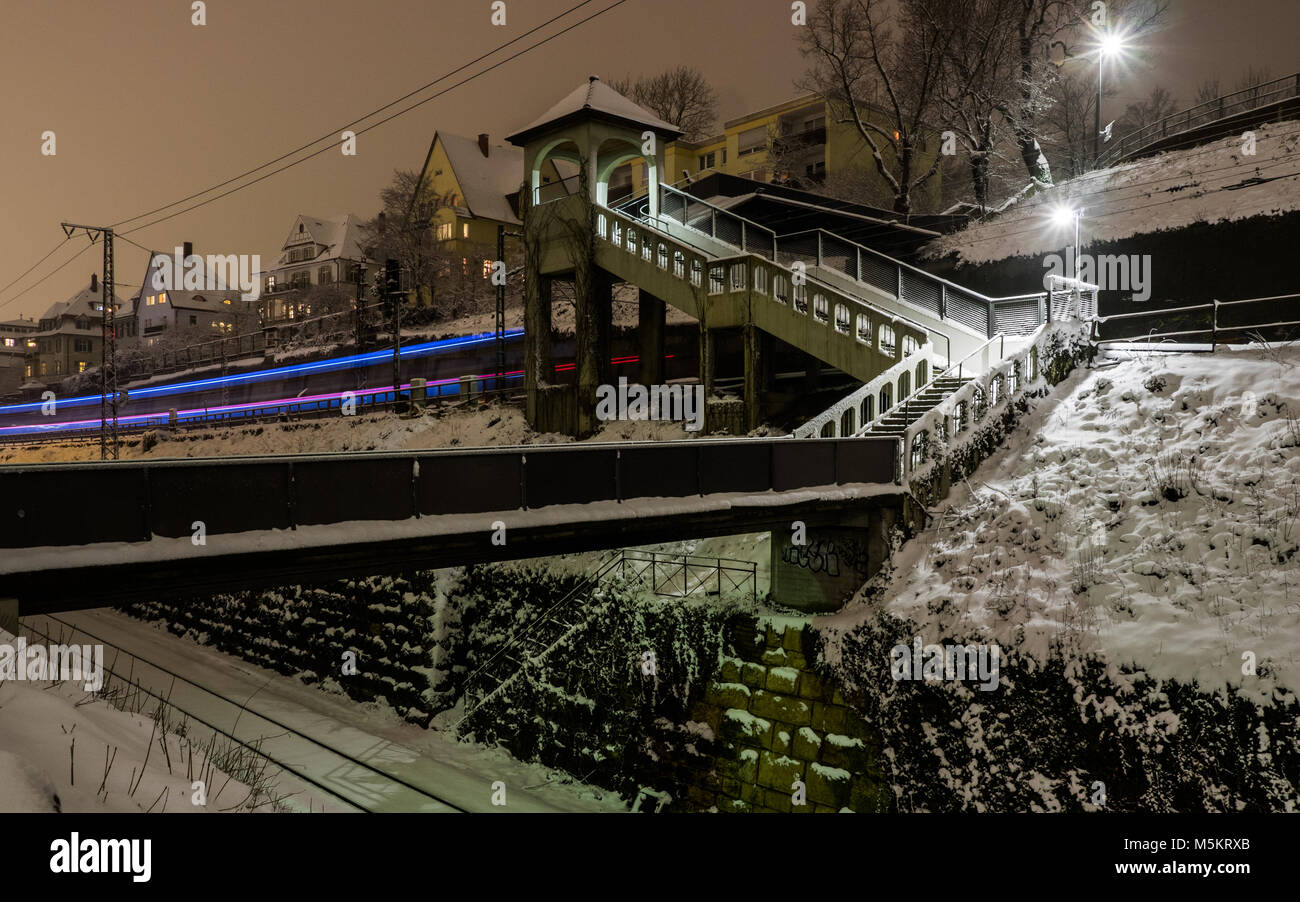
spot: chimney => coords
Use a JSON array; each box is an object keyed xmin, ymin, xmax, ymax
[
  {"xmin": 90, "ymin": 273, "xmax": 98, "ymax": 293},
  {"xmin": 183, "ymin": 240, "xmax": 193, "ymax": 259},
  {"xmin": 478, "ymin": 133, "xmax": 490, "ymax": 158}
]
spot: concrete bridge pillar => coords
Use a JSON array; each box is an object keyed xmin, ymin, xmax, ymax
[
  {"xmin": 575, "ymin": 267, "xmax": 614, "ymax": 435},
  {"xmin": 638, "ymin": 288, "xmax": 665, "ymax": 386},
  {"xmin": 743, "ymin": 323, "xmax": 765, "ymax": 432},
  {"xmin": 524, "ymin": 273, "xmax": 553, "ymax": 425},
  {"xmin": 770, "ymin": 501, "xmax": 912, "ymax": 613}
]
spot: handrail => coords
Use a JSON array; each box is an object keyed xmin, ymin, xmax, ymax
[
  {"xmin": 793, "ymin": 342, "xmax": 938, "ymax": 438},
  {"xmin": 858, "ymin": 329, "xmax": 1019, "ymax": 437},
  {"xmin": 603, "ymin": 202, "xmax": 938, "ymax": 345},
  {"xmin": 774, "ymin": 225, "xmax": 1052, "ymax": 308},
  {"xmin": 1098, "ymin": 72, "xmax": 1300, "ymax": 167},
  {"xmin": 662, "ymin": 182, "xmax": 1052, "ymax": 311},
  {"xmin": 1094, "ymin": 292, "xmax": 1300, "ymax": 323}
]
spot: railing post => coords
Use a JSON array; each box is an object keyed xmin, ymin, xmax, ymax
[
  {"xmin": 711, "ymin": 209, "xmax": 716, "ymax": 239},
  {"xmin": 856, "ymin": 247, "xmax": 862, "ymax": 283},
  {"xmin": 741, "ymin": 221, "xmax": 746, "ymax": 253},
  {"xmin": 817, "ymin": 232, "xmax": 823, "ymax": 269},
  {"xmin": 1211, "ymin": 299, "xmax": 1218, "ymax": 352}
]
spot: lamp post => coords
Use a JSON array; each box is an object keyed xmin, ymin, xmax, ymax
[{"xmin": 1094, "ymin": 32, "xmax": 1126, "ymax": 167}]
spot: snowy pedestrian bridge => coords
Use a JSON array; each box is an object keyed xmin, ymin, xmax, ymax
[{"xmin": 1, "ymin": 436, "xmax": 904, "ymax": 615}]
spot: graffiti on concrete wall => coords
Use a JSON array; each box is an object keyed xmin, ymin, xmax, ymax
[{"xmin": 781, "ymin": 535, "xmax": 870, "ymax": 581}]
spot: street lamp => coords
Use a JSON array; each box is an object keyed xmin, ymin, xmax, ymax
[
  {"xmin": 1093, "ymin": 29, "xmax": 1128, "ymax": 167},
  {"xmin": 1050, "ymin": 204, "xmax": 1084, "ymax": 280}
]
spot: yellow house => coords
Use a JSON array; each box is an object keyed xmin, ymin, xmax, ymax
[
  {"xmin": 410, "ymin": 131, "xmax": 574, "ymax": 287},
  {"xmin": 630, "ymin": 94, "xmax": 944, "ymax": 213}
]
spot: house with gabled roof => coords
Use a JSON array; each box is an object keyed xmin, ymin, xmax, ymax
[
  {"xmin": 256, "ymin": 213, "xmax": 372, "ymax": 324},
  {"xmin": 409, "ymin": 131, "xmax": 576, "ymax": 285},
  {"xmin": 133, "ymin": 243, "xmax": 245, "ymax": 346},
  {"xmin": 31, "ymin": 274, "xmax": 128, "ymax": 378}
]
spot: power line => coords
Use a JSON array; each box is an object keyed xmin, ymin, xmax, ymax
[
  {"xmin": 0, "ymin": 238, "xmax": 72, "ymax": 302},
  {"xmin": 0, "ymin": 0, "xmax": 631, "ymax": 317},
  {"xmin": 109, "ymin": 0, "xmax": 610, "ymax": 230},
  {"xmin": 0, "ymin": 242, "xmax": 97, "ymax": 312},
  {"xmin": 117, "ymin": 0, "xmax": 633, "ymax": 239}
]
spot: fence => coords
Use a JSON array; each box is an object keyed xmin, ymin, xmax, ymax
[
  {"xmin": 1098, "ymin": 72, "xmax": 1300, "ymax": 167},
  {"xmin": 1092, "ymin": 293, "xmax": 1300, "ymax": 347},
  {"xmin": 658, "ymin": 184, "xmax": 1059, "ymax": 340}
]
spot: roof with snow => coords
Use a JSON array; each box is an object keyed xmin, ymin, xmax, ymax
[
  {"xmin": 37, "ymin": 279, "xmax": 125, "ymax": 331},
  {"xmin": 272, "ymin": 214, "xmax": 369, "ymax": 267},
  {"xmin": 507, "ymin": 76, "xmax": 683, "ymax": 146},
  {"xmin": 922, "ymin": 119, "xmax": 1300, "ymax": 266},
  {"xmin": 134, "ymin": 252, "xmax": 244, "ymax": 311},
  {"xmin": 435, "ymin": 133, "xmax": 527, "ymax": 225}
]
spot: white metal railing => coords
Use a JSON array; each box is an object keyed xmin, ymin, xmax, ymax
[
  {"xmin": 793, "ymin": 342, "xmax": 940, "ymax": 438},
  {"xmin": 657, "ymin": 184, "xmax": 1059, "ymax": 339},
  {"xmin": 900, "ymin": 319, "xmax": 1091, "ymax": 486},
  {"xmin": 594, "ymin": 204, "xmax": 931, "ymax": 376}
]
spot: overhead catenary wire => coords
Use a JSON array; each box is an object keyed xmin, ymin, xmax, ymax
[{"xmin": 0, "ymin": 0, "xmax": 632, "ymax": 315}]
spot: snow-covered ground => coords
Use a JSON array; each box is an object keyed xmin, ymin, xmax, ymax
[
  {"xmin": 923, "ymin": 119, "xmax": 1300, "ymax": 265},
  {"xmin": 5, "ymin": 613, "xmax": 625, "ymax": 814},
  {"xmin": 820, "ymin": 342, "xmax": 1300, "ymax": 703},
  {"xmin": 0, "ymin": 399, "xmax": 708, "ymax": 465},
  {"xmin": 0, "ymin": 626, "xmax": 277, "ymax": 813}
]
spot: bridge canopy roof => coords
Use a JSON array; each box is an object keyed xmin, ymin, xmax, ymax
[{"xmin": 507, "ymin": 76, "xmax": 683, "ymax": 146}]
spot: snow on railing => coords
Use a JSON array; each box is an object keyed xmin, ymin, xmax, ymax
[
  {"xmin": 901, "ymin": 318, "xmax": 1092, "ymax": 488},
  {"xmin": 793, "ymin": 342, "xmax": 939, "ymax": 439},
  {"xmin": 595, "ymin": 203, "xmax": 930, "ymax": 377}
]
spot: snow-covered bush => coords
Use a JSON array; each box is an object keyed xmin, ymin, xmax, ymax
[{"xmin": 821, "ymin": 613, "xmax": 1300, "ymax": 812}]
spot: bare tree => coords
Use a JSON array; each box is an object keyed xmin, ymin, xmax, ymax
[
  {"xmin": 799, "ymin": 0, "xmax": 954, "ymax": 214},
  {"xmin": 920, "ymin": 0, "xmax": 1021, "ymax": 210},
  {"xmin": 608, "ymin": 66, "xmax": 719, "ymax": 141},
  {"xmin": 1003, "ymin": 0, "xmax": 1168, "ymax": 185},
  {"xmin": 1116, "ymin": 85, "xmax": 1178, "ymax": 136},
  {"xmin": 1193, "ymin": 78, "xmax": 1221, "ymax": 106}
]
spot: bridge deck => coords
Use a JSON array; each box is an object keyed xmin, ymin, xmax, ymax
[{"xmin": 0, "ymin": 437, "xmax": 901, "ymax": 612}]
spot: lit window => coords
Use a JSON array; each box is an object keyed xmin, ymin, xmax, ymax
[
  {"xmin": 483, "ymin": 259, "xmax": 493, "ymax": 279},
  {"xmin": 222, "ymin": 298, "xmax": 231, "ymax": 305},
  {"xmin": 437, "ymin": 223, "xmax": 453, "ymax": 241},
  {"xmin": 146, "ymin": 294, "xmax": 155, "ymax": 306},
  {"xmin": 2, "ymin": 338, "xmax": 12, "ymax": 347},
  {"xmin": 78, "ymin": 361, "xmax": 87, "ymax": 373},
  {"xmin": 158, "ymin": 292, "xmax": 168, "ymax": 305},
  {"xmin": 461, "ymin": 222, "xmax": 469, "ymax": 239}
]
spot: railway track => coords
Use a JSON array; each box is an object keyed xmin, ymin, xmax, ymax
[{"xmin": 18, "ymin": 613, "xmax": 467, "ymax": 813}]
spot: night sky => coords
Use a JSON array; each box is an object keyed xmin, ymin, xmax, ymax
[{"xmin": 0, "ymin": 0, "xmax": 1295, "ymax": 319}]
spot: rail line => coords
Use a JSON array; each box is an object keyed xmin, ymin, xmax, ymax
[{"xmin": 19, "ymin": 612, "xmax": 468, "ymax": 813}]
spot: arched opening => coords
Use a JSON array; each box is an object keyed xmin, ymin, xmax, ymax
[
  {"xmin": 820, "ymin": 421, "xmax": 835, "ymax": 438},
  {"xmin": 910, "ymin": 432, "xmax": 928, "ymax": 470},
  {"xmin": 597, "ymin": 137, "xmax": 658, "ymax": 214},
  {"xmin": 860, "ymin": 394, "xmax": 874, "ymax": 425},
  {"xmin": 530, "ymin": 138, "xmax": 583, "ymax": 205},
  {"xmin": 898, "ymin": 370, "xmax": 911, "ymax": 400},
  {"xmin": 972, "ymin": 383, "xmax": 985, "ymax": 419},
  {"xmin": 878, "ymin": 323, "xmax": 896, "ymax": 357},
  {"xmin": 880, "ymin": 383, "xmax": 893, "ymax": 413},
  {"xmin": 915, "ymin": 359, "xmax": 928, "ymax": 387},
  {"xmin": 840, "ymin": 408, "xmax": 855, "ymax": 435}
]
